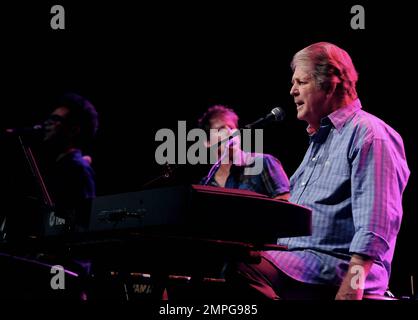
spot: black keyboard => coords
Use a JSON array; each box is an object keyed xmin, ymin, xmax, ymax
[{"xmin": 88, "ymin": 184, "xmax": 312, "ymax": 244}]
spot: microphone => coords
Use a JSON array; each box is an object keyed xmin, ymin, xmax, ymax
[
  {"xmin": 208, "ymin": 107, "xmax": 286, "ymax": 151},
  {"xmin": 3, "ymin": 124, "xmax": 44, "ymax": 136},
  {"xmin": 244, "ymin": 107, "xmax": 285, "ymax": 129}
]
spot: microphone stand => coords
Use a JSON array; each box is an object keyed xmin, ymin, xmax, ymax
[
  {"xmin": 2, "ymin": 134, "xmax": 56, "ymax": 241},
  {"xmin": 18, "ymin": 136, "xmax": 55, "ymax": 211},
  {"xmin": 202, "ymin": 133, "xmax": 239, "ymax": 186},
  {"xmin": 141, "ymin": 163, "xmax": 176, "ymax": 189},
  {"xmin": 14, "ymin": 135, "xmax": 56, "ymax": 239}
]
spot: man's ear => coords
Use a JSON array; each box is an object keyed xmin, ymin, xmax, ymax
[
  {"xmin": 326, "ymin": 77, "xmax": 342, "ymax": 98},
  {"xmin": 203, "ymin": 140, "xmax": 210, "ymax": 148},
  {"xmin": 326, "ymin": 81, "xmax": 338, "ymax": 98}
]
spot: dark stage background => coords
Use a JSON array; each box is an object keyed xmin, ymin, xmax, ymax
[{"xmin": 1, "ymin": 2, "xmax": 416, "ymax": 297}]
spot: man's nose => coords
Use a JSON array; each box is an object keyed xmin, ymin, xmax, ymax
[{"xmin": 290, "ymin": 84, "xmax": 298, "ymax": 96}]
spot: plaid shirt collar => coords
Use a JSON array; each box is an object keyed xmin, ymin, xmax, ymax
[{"xmin": 307, "ymin": 98, "xmax": 362, "ymax": 143}]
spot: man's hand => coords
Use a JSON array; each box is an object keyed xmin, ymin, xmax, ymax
[
  {"xmin": 274, "ymin": 192, "xmax": 290, "ymax": 201},
  {"xmin": 335, "ymin": 279, "xmax": 364, "ymax": 300},
  {"xmin": 335, "ymin": 254, "xmax": 373, "ymax": 300}
]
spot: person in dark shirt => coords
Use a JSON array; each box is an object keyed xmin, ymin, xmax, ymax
[
  {"xmin": 41, "ymin": 92, "xmax": 99, "ymax": 232},
  {"xmin": 0, "ymin": 93, "xmax": 99, "ymax": 299}
]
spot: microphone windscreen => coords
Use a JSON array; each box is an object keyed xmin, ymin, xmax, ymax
[{"xmin": 271, "ymin": 107, "xmax": 285, "ymax": 121}]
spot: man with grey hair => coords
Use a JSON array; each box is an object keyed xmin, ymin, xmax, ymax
[{"xmin": 225, "ymin": 42, "xmax": 410, "ymax": 300}]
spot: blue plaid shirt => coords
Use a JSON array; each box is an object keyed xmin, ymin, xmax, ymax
[
  {"xmin": 203, "ymin": 153, "xmax": 290, "ymax": 198},
  {"xmin": 265, "ymin": 99, "xmax": 410, "ymax": 294}
]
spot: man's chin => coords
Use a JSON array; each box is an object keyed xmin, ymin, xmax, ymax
[
  {"xmin": 296, "ymin": 112, "xmax": 305, "ymax": 121},
  {"xmin": 43, "ymin": 132, "xmax": 54, "ymax": 141},
  {"xmin": 42, "ymin": 136, "xmax": 62, "ymax": 148}
]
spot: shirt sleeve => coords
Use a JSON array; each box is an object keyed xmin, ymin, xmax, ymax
[
  {"xmin": 260, "ymin": 155, "xmax": 290, "ymax": 198},
  {"xmin": 349, "ymin": 137, "xmax": 408, "ymax": 261}
]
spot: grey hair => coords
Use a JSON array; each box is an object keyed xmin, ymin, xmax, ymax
[{"xmin": 291, "ymin": 42, "xmax": 358, "ymax": 101}]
